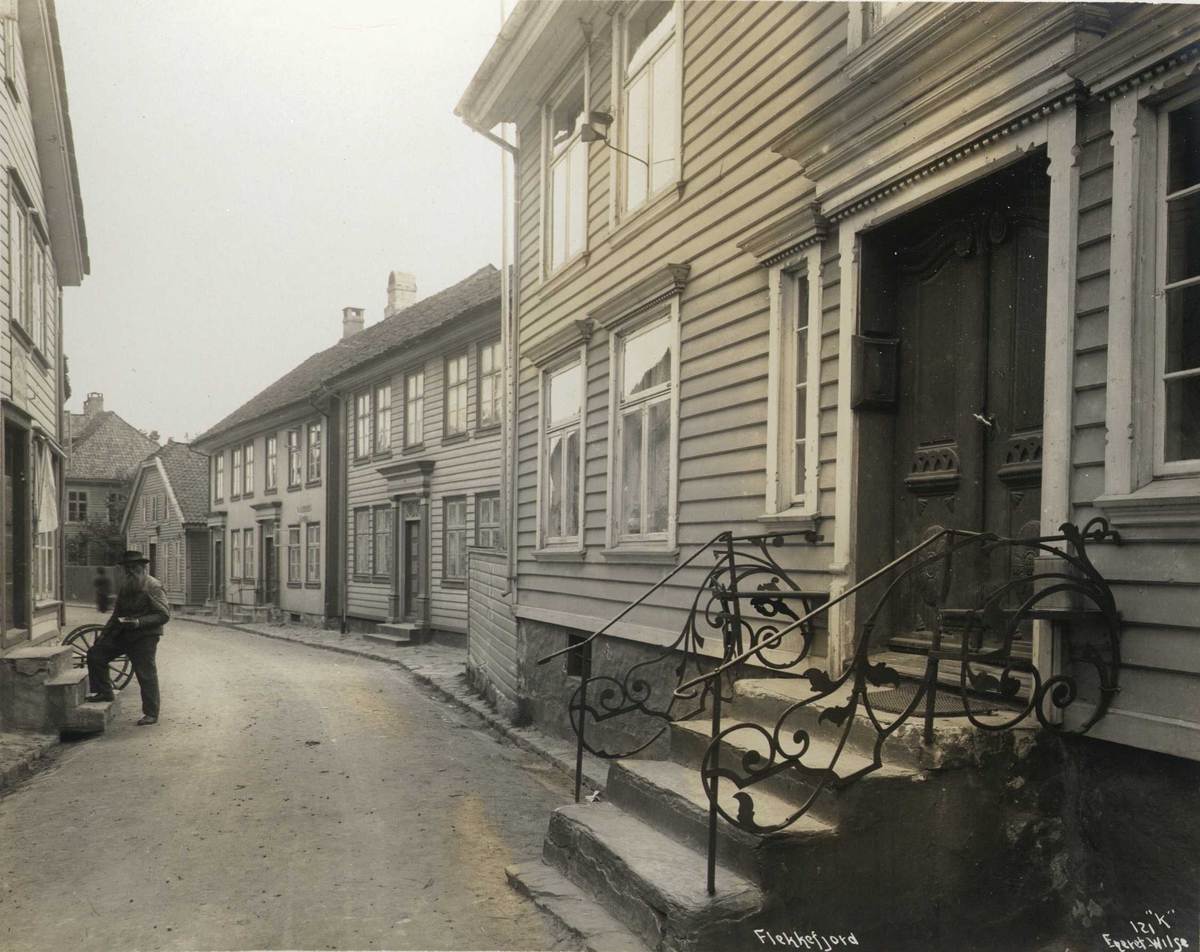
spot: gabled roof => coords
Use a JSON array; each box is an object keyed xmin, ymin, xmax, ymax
[
  {"xmin": 192, "ymin": 265, "xmax": 501, "ymax": 448},
  {"xmin": 121, "ymin": 440, "xmax": 210, "ymax": 532},
  {"xmin": 66, "ymin": 411, "xmax": 160, "ymax": 483}
]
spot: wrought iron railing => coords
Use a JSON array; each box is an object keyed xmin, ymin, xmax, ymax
[{"xmin": 541, "ymin": 519, "xmax": 1121, "ymax": 895}]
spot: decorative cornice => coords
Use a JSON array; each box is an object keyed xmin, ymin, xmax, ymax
[
  {"xmin": 825, "ymin": 83, "xmax": 1087, "ymax": 224},
  {"xmin": 589, "ymin": 263, "xmax": 690, "ymax": 330},
  {"xmin": 250, "ymin": 501, "xmax": 282, "ymax": 513},
  {"xmin": 1090, "ymin": 40, "xmax": 1200, "ymax": 102},
  {"xmin": 738, "ymin": 203, "xmax": 829, "ymax": 267},
  {"xmin": 524, "ymin": 319, "xmax": 595, "ymax": 368},
  {"xmin": 377, "ymin": 458, "xmax": 436, "ymax": 481}
]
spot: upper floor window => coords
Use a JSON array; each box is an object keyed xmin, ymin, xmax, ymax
[
  {"xmin": 214, "ymin": 454, "xmax": 224, "ymax": 503},
  {"xmin": 287, "ymin": 429, "xmax": 302, "ymax": 487},
  {"xmin": 479, "ymin": 340, "xmax": 503, "ymax": 428},
  {"xmin": 445, "ymin": 353, "xmax": 469, "ymax": 437},
  {"xmin": 354, "ymin": 392, "xmax": 371, "ymax": 460},
  {"xmin": 265, "ymin": 436, "xmax": 278, "ymax": 491},
  {"xmin": 243, "ymin": 442, "xmax": 255, "ymax": 495},
  {"xmin": 375, "ymin": 384, "xmax": 392, "ymax": 453},
  {"xmin": 476, "ymin": 492, "xmax": 502, "ymax": 549},
  {"xmin": 542, "ymin": 360, "xmax": 584, "ymax": 544},
  {"xmin": 546, "ymin": 77, "xmax": 587, "ymax": 272},
  {"xmin": 1158, "ymin": 92, "xmax": 1200, "ymax": 471},
  {"xmin": 406, "ymin": 370, "xmax": 425, "ymax": 446},
  {"xmin": 620, "ymin": 1, "xmax": 679, "ymax": 214},
  {"xmin": 68, "ymin": 491, "xmax": 87, "ymax": 523},
  {"xmin": 143, "ymin": 494, "xmax": 151, "ymax": 523},
  {"xmin": 307, "ymin": 422, "xmax": 322, "ymax": 481}
]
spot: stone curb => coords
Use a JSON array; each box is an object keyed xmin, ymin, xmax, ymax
[
  {"xmin": 186, "ymin": 616, "xmax": 609, "ymax": 794},
  {"xmin": 0, "ymin": 732, "xmax": 60, "ymax": 794}
]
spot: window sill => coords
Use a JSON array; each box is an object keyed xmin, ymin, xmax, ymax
[
  {"xmin": 9, "ymin": 319, "xmax": 34, "ymax": 352},
  {"xmin": 306, "ymin": 480, "xmax": 322, "ymax": 489},
  {"xmin": 475, "ymin": 423, "xmax": 502, "ymax": 437},
  {"xmin": 441, "ymin": 578, "xmax": 467, "ymax": 589},
  {"xmin": 373, "ymin": 450, "xmax": 393, "ymax": 462},
  {"xmin": 756, "ymin": 510, "xmax": 821, "ymax": 532},
  {"xmin": 287, "ymin": 484, "xmax": 302, "ymax": 493},
  {"xmin": 537, "ymin": 248, "xmax": 590, "ymax": 299},
  {"xmin": 287, "ymin": 581, "xmax": 302, "ymax": 589},
  {"xmin": 443, "ymin": 432, "xmax": 470, "ymax": 445},
  {"xmin": 601, "ymin": 546, "xmax": 679, "ymax": 565},
  {"xmin": 371, "ymin": 575, "xmax": 392, "ymax": 586},
  {"xmin": 352, "ymin": 574, "xmax": 373, "ymax": 583},
  {"xmin": 1094, "ymin": 476, "xmax": 1200, "ymax": 528},
  {"xmin": 607, "ymin": 180, "xmax": 685, "ymax": 254},
  {"xmin": 353, "ymin": 455, "xmax": 373, "ymax": 466},
  {"xmin": 34, "ymin": 599, "xmax": 62, "ymax": 611},
  {"xmin": 242, "ymin": 493, "xmax": 255, "ymax": 500},
  {"xmin": 29, "ymin": 346, "xmax": 50, "ymax": 373},
  {"xmin": 264, "ymin": 487, "xmax": 278, "ymax": 496},
  {"xmin": 305, "ymin": 581, "xmax": 321, "ymax": 589},
  {"xmin": 402, "ymin": 443, "xmax": 426, "ymax": 456},
  {"xmin": 230, "ymin": 496, "xmax": 241, "ymax": 503},
  {"xmin": 532, "ymin": 545, "xmax": 586, "ymax": 562}
]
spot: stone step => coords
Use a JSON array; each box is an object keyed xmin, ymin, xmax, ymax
[
  {"xmin": 606, "ymin": 758, "xmax": 835, "ymax": 887},
  {"xmin": 505, "ymin": 862, "xmax": 652, "ymax": 952},
  {"xmin": 544, "ymin": 801, "xmax": 761, "ymax": 952},
  {"xmin": 364, "ymin": 630, "xmax": 413, "ymax": 647},
  {"xmin": 3, "ymin": 644, "xmax": 76, "ymax": 681},
  {"xmin": 45, "ymin": 668, "xmax": 89, "ymax": 727},
  {"xmin": 64, "ymin": 692, "xmax": 122, "ymax": 734},
  {"xmin": 669, "ymin": 718, "xmax": 919, "ymax": 827},
  {"xmin": 733, "ymin": 677, "xmax": 1037, "ymax": 771}
]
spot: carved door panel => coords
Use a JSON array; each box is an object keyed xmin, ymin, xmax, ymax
[{"xmin": 888, "ymin": 183, "xmax": 1049, "ymax": 652}]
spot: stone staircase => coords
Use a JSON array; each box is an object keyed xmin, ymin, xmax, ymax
[
  {"xmin": 365, "ymin": 621, "xmax": 426, "ymax": 647},
  {"xmin": 0, "ymin": 642, "xmax": 122, "ymax": 735},
  {"xmin": 512, "ymin": 674, "xmax": 1057, "ymax": 952}
]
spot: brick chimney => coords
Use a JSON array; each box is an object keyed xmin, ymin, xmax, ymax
[
  {"xmin": 342, "ymin": 306, "xmax": 365, "ymax": 340},
  {"xmin": 384, "ymin": 272, "xmax": 417, "ymax": 318},
  {"xmin": 83, "ymin": 391, "xmax": 104, "ymax": 420}
]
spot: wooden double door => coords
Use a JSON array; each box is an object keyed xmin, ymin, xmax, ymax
[{"xmin": 865, "ymin": 157, "xmax": 1051, "ymax": 652}]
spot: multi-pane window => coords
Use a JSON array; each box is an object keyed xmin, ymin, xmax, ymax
[
  {"xmin": 790, "ymin": 277, "xmax": 810, "ymax": 501},
  {"xmin": 476, "ymin": 492, "xmax": 502, "ymax": 549},
  {"xmin": 8, "ymin": 181, "xmax": 25, "ymax": 335},
  {"xmin": 616, "ymin": 319, "xmax": 672, "ymax": 540},
  {"xmin": 231, "ymin": 448, "xmax": 242, "ymax": 497},
  {"xmin": 1159, "ymin": 94, "xmax": 1200, "ymax": 468},
  {"xmin": 548, "ymin": 78, "xmax": 587, "ymax": 271},
  {"xmin": 68, "ymin": 491, "xmax": 87, "ymax": 522},
  {"xmin": 355, "ymin": 392, "xmax": 371, "ymax": 459},
  {"xmin": 107, "ymin": 493, "xmax": 120, "ymax": 524},
  {"xmin": 374, "ymin": 505, "xmax": 393, "ymax": 578},
  {"xmin": 375, "ymin": 384, "xmax": 392, "ymax": 453},
  {"xmin": 479, "ymin": 340, "xmax": 502, "ymax": 428},
  {"xmin": 214, "ymin": 455, "xmax": 224, "ymax": 503},
  {"xmin": 307, "ymin": 422, "xmax": 322, "ymax": 481},
  {"xmin": 621, "ymin": 2, "xmax": 679, "ymax": 213},
  {"xmin": 543, "ymin": 362, "xmax": 582, "ymax": 542},
  {"xmin": 35, "ymin": 527, "xmax": 56, "ymax": 601},
  {"xmin": 444, "ymin": 497, "xmax": 467, "ymax": 580},
  {"xmin": 143, "ymin": 495, "xmax": 150, "ymax": 523},
  {"xmin": 243, "ymin": 443, "xmax": 255, "ymax": 495},
  {"xmin": 306, "ymin": 524, "xmax": 321, "ymax": 583},
  {"xmin": 405, "ymin": 371, "xmax": 425, "ymax": 446},
  {"xmin": 153, "ymin": 494, "xmax": 161, "ymax": 522},
  {"xmin": 287, "ymin": 526, "xmax": 301, "ymax": 583},
  {"xmin": 265, "ymin": 436, "xmax": 278, "ymax": 491},
  {"xmin": 30, "ymin": 237, "xmax": 44, "ymax": 351},
  {"xmin": 354, "ymin": 508, "xmax": 372, "ymax": 575},
  {"xmin": 243, "ymin": 527, "xmax": 255, "ymax": 579},
  {"xmin": 231, "ymin": 528, "xmax": 243, "ymax": 578},
  {"xmin": 287, "ymin": 429, "xmax": 302, "ymax": 487},
  {"xmin": 445, "ymin": 354, "xmax": 469, "ymax": 436}
]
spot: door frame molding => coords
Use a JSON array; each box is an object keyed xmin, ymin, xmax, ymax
[{"xmin": 829, "ymin": 105, "xmax": 1079, "ymax": 683}]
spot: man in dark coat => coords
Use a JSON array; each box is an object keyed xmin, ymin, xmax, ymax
[{"xmin": 85, "ymin": 550, "xmax": 171, "ymax": 725}]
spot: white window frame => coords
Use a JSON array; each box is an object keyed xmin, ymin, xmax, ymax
[
  {"xmin": 354, "ymin": 508, "xmax": 372, "ymax": 576},
  {"xmin": 405, "ymin": 369, "xmax": 425, "ymax": 447},
  {"xmin": 478, "ymin": 339, "xmax": 503, "ymax": 429},
  {"xmin": 287, "ymin": 526, "xmax": 301, "ymax": 584},
  {"xmin": 231, "ymin": 448, "xmax": 241, "ymax": 499},
  {"xmin": 287, "ymin": 429, "xmax": 302, "ymax": 487},
  {"xmin": 373, "ymin": 504, "xmax": 393, "ymax": 580},
  {"xmin": 243, "ymin": 527, "xmax": 255, "ymax": 580},
  {"xmin": 243, "ymin": 442, "xmax": 254, "ymax": 495},
  {"xmin": 538, "ymin": 352, "xmax": 587, "ymax": 550},
  {"xmin": 214, "ymin": 454, "xmax": 224, "ymax": 503},
  {"xmin": 354, "ymin": 391, "xmax": 371, "ymax": 460},
  {"xmin": 476, "ymin": 491, "xmax": 502, "ymax": 549},
  {"xmin": 445, "ymin": 352, "xmax": 470, "ymax": 437},
  {"xmin": 374, "ymin": 383, "xmax": 392, "ymax": 454},
  {"xmin": 443, "ymin": 496, "xmax": 468, "ymax": 580},
  {"xmin": 68, "ymin": 490, "xmax": 87, "ymax": 523},
  {"xmin": 265, "ymin": 435, "xmax": 277, "ymax": 491},
  {"xmin": 606, "ymin": 307, "xmax": 680, "ymax": 550},
  {"xmin": 613, "ymin": 1, "xmax": 682, "ymax": 218},
  {"xmin": 765, "ymin": 248, "xmax": 822, "ymax": 520},
  {"xmin": 542, "ymin": 66, "xmax": 589, "ymax": 276},
  {"xmin": 306, "ymin": 523, "xmax": 321, "ymax": 584},
  {"xmin": 307, "ymin": 421, "xmax": 322, "ymax": 482},
  {"xmin": 231, "ymin": 529, "xmax": 243, "ymax": 579}
]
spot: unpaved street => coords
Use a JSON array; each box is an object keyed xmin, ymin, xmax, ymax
[{"xmin": 0, "ymin": 615, "xmax": 574, "ymax": 951}]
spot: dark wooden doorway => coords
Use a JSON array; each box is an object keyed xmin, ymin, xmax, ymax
[
  {"xmin": 861, "ymin": 156, "xmax": 1050, "ymax": 655},
  {"xmin": 212, "ymin": 537, "xmax": 224, "ymax": 601},
  {"xmin": 262, "ymin": 531, "xmax": 277, "ymax": 604},
  {"xmin": 402, "ymin": 517, "xmax": 420, "ymax": 621}
]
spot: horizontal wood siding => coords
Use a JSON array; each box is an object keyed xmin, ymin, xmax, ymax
[{"xmin": 468, "ymin": 549, "xmax": 519, "ymax": 705}]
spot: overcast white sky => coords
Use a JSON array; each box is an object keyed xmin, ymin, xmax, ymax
[{"xmin": 56, "ymin": 0, "xmax": 506, "ymax": 441}]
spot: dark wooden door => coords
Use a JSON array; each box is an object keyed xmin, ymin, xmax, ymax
[
  {"xmin": 402, "ymin": 520, "xmax": 420, "ymax": 621},
  {"xmin": 213, "ymin": 539, "xmax": 224, "ymax": 600},
  {"xmin": 886, "ymin": 169, "xmax": 1049, "ymax": 652},
  {"xmin": 4, "ymin": 428, "xmax": 27, "ymax": 633},
  {"xmin": 263, "ymin": 534, "xmax": 276, "ymax": 604}
]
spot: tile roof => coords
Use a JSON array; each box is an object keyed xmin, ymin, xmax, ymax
[
  {"xmin": 193, "ymin": 265, "xmax": 500, "ymax": 446},
  {"xmin": 66, "ymin": 411, "xmax": 161, "ymax": 483},
  {"xmin": 154, "ymin": 441, "xmax": 211, "ymax": 524}
]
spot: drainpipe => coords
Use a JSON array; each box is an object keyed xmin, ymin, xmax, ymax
[{"xmin": 309, "ymin": 384, "xmax": 346, "ymax": 633}]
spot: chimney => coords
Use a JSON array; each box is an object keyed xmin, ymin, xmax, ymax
[
  {"xmin": 384, "ymin": 271, "xmax": 417, "ymax": 318},
  {"xmin": 342, "ymin": 306, "xmax": 365, "ymax": 339},
  {"xmin": 83, "ymin": 392, "xmax": 104, "ymax": 420}
]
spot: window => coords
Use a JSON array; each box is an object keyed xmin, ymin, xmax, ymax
[
  {"xmin": 542, "ymin": 361, "xmax": 583, "ymax": 543},
  {"xmin": 547, "ymin": 76, "xmax": 587, "ymax": 272},
  {"xmin": 479, "ymin": 340, "xmax": 503, "ymax": 428},
  {"xmin": 287, "ymin": 430, "xmax": 302, "ymax": 487},
  {"xmin": 2, "ymin": 18, "xmax": 17, "ymax": 100},
  {"xmin": 265, "ymin": 436, "xmax": 278, "ymax": 491},
  {"xmin": 214, "ymin": 454, "xmax": 224, "ymax": 503},
  {"xmin": 243, "ymin": 527, "xmax": 255, "ymax": 579},
  {"xmin": 143, "ymin": 494, "xmax": 150, "ymax": 524},
  {"xmin": 405, "ymin": 370, "xmax": 425, "ymax": 446},
  {"xmin": 1158, "ymin": 92, "xmax": 1200, "ymax": 470},
  {"xmin": 287, "ymin": 526, "xmax": 301, "ymax": 583},
  {"xmin": 231, "ymin": 529, "xmax": 243, "ymax": 578},
  {"xmin": 231, "ymin": 448, "xmax": 242, "ymax": 498},
  {"xmin": 355, "ymin": 392, "xmax": 371, "ymax": 459},
  {"xmin": 68, "ymin": 491, "xmax": 88, "ymax": 523},
  {"xmin": 445, "ymin": 353, "xmax": 469, "ymax": 437},
  {"xmin": 614, "ymin": 319, "xmax": 673, "ymax": 541},
  {"xmin": 373, "ymin": 505, "xmax": 393, "ymax": 578},
  {"xmin": 152, "ymin": 493, "xmax": 161, "ymax": 523},
  {"xmin": 8, "ymin": 180, "xmax": 25, "ymax": 335},
  {"xmin": 374, "ymin": 384, "xmax": 392, "ymax": 453},
  {"xmin": 354, "ymin": 508, "xmax": 372, "ymax": 575},
  {"xmin": 107, "ymin": 493, "xmax": 120, "ymax": 524},
  {"xmin": 476, "ymin": 492, "xmax": 502, "ymax": 549},
  {"xmin": 307, "ymin": 422, "xmax": 322, "ymax": 481},
  {"xmin": 620, "ymin": 2, "xmax": 679, "ymax": 213},
  {"xmin": 444, "ymin": 497, "xmax": 467, "ymax": 580},
  {"xmin": 243, "ymin": 443, "xmax": 255, "ymax": 495},
  {"xmin": 306, "ymin": 523, "xmax": 321, "ymax": 584},
  {"xmin": 30, "ymin": 236, "xmax": 44, "ymax": 351}
]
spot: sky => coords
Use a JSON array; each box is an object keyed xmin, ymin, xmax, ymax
[{"xmin": 56, "ymin": 0, "xmax": 507, "ymax": 441}]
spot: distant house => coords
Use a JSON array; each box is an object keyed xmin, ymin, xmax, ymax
[
  {"xmin": 64, "ymin": 391, "xmax": 159, "ymax": 568},
  {"xmin": 121, "ymin": 441, "xmax": 211, "ymax": 608}
]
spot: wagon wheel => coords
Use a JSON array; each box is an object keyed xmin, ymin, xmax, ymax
[{"xmin": 63, "ymin": 624, "xmax": 134, "ymax": 691}]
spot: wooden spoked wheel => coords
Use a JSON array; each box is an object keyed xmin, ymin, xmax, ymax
[{"xmin": 63, "ymin": 624, "xmax": 134, "ymax": 691}]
